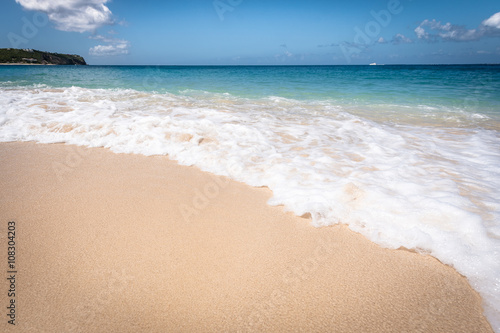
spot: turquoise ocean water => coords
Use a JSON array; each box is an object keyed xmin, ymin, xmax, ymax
[
  {"xmin": 1, "ymin": 65, "xmax": 500, "ymax": 116},
  {"xmin": 1, "ymin": 65, "xmax": 500, "ymax": 330}
]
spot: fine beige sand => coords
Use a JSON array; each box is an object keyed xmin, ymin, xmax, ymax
[{"xmin": 0, "ymin": 141, "xmax": 493, "ymax": 332}]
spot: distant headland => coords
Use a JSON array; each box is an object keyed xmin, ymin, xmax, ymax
[{"xmin": 0, "ymin": 48, "xmax": 86, "ymax": 65}]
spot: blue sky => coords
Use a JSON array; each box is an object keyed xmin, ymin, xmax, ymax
[{"xmin": 1, "ymin": 0, "xmax": 499, "ymax": 65}]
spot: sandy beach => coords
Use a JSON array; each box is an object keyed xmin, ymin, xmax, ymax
[{"xmin": 0, "ymin": 141, "xmax": 493, "ymax": 332}]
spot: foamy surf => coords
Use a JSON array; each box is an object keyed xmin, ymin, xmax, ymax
[{"xmin": 1, "ymin": 85, "xmax": 499, "ymax": 330}]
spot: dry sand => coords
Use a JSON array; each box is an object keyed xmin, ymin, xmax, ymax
[{"xmin": 0, "ymin": 141, "xmax": 493, "ymax": 332}]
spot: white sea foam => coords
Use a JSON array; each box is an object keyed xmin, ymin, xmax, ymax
[{"xmin": 1, "ymin": 86, "xmax": 499, "ymax": 330}]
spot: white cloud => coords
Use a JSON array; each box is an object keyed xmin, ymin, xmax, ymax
[
  {"xmin": 89, "ymin": 39, "xmax": 130, "ymax": 56},
  {"xmin": 15, "ymin": 0, "xmax": 114, "ymax": 33},
  {"xmin": 483, "ymin": 12, "xmax": 500, "ymax": 29},
  {"xmin": 415, "ymin": 19, "xmax": 478, "ymax": 41},
  {"xmin": 16, "ymin": 0, "xmax": 130, "ymax": 57},
  {"xmin": 391, "ymin": 34, "xmax": 412, "ymax": 44},
  {"xmin": 415, "ymin": 12, "xmax": 500, "ymax": 42},
  {"xmin": 414, "ymin": 25, "xmax": 428, "ymax": 39},
  {"xmin": 377, "ymin": 37, "xmax": 387, "ymax": 44}
]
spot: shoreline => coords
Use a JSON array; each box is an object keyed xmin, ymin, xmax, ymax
[
  {"xmin": 0, "ymin": 63, "xmax": 56, "ymax": 65},
  {"xmin": 0, "ymin": 141, "xmax": 493, "ymax": 332}
]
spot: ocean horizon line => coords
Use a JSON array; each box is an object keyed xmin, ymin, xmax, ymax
[
  {"xmin": 3, "ymin": 63, "xmax": 498, "ymax": 67},
  {"xmin": 73, "ymin": 63, "xmax": 500, "ymax": 67}
]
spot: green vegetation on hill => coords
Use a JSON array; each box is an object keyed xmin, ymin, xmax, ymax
[{"xmin": 0, "ymin": 48, "xmax": 86, "ymax": 65}]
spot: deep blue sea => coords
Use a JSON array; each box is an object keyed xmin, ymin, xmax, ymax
[{"xmin": 1, "ymin": 65, "xmax": 499, "ymax": 329}]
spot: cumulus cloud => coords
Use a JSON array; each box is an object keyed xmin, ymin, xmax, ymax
[
  {"xmin": 415, "ymin": 19, "xmax": 478, "ymax": 41},
  {"xmin": 391, "ymin": 33, "xmax": 412, "ymax": 45},
  {"xmin": 16, "ymin": 0, "xmax": 131, "ymax": 57},
  {"xmin": 15, "ymin": 0, "xmax": 114, "ymax": 33},
  {"xmin": 89, "ymin": 38, "xmax": 130, "ymax": 56},
  {"xmin": 483, "ymin": 12, "xmax": 500, "ymax": 29},
  {"xmin": 415, "ymin": 11, "xmax": 500, "ymax": 42}
]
